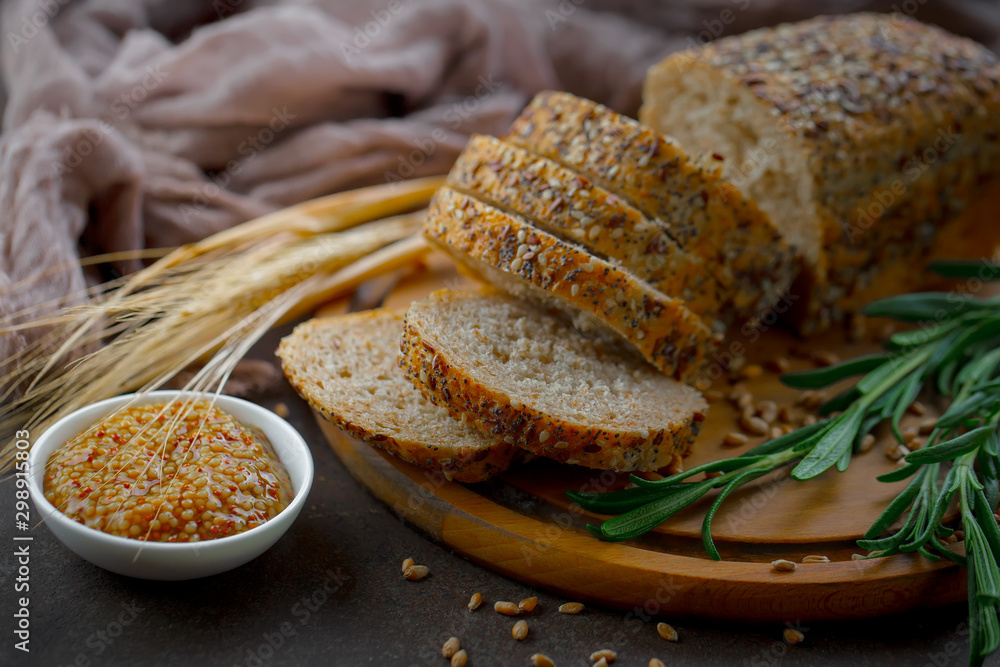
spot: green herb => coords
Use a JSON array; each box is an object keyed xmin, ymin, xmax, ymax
[{"xmin": 569, "ymin": 260, "xmax": 1000, "ymax": 667}]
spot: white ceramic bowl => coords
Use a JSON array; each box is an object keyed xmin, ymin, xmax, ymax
[{"xmin": 28, "ymin": 391, "xmax": 313, "ymax": 580}]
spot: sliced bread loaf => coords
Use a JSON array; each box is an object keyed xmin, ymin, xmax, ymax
[
  {"xmin": 446, "ymin": 134, "xmax": 730, "ymax": 324},
  {"xmin": 507, "ymin": 90, "xmax": 797, "ymax": 320},
  {"xmin": 424, "ymin": 187, "xmax": 721, "ymax": 383},
  {"xmin": 640, "ymin": 13, "xmax": 1000, "ymax": 331},
  {"xmin": 277, "ymin": 310, "xmax": 517, "ymax": 483},
  {"xmin": 400, "ymin": 290, "xmax": 708, "ymax": 472}
]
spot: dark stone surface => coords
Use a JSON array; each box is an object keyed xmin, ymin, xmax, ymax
[{"xmin": 1, "ymin": 323, "xmax": 995, "ymax": 667}]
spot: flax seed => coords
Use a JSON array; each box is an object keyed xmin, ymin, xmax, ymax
[
  {"xmin": 468, "ymin": 592, "xmax": 483, "ymax": 610},
  {"xmin": 495, "ymin": 601, "xmax": 520, "ymax": 616},
  {"xmin": 403, "ymin": 565, "xmax": 429, "ymax": 581},
  {"xmin": 771, "ymin": 559, "xmax": 796, "ymax": 572},
  {"xmin": 442, "ymin": 637, "xmax": 460, "ymax": 658},
  {"xmin": 590, "ymin": 649, "xmax": 617, "ymax": 662},
  {"xmin": 518, "ymin": 597, "xmax": 538, "ymax": 612},
  {"xmin": 451, "ymin": 649, "xmax": 468, "ymax": 667},
  {"xmin": 531, "ymin": 654, "xmax": 555, "ymax": 667},
  {"xmin": 723, "ymin": 432, "xmax": 749, "ymax": 448},
  {"xmin": 401, "ymin": 557, "xmax": 414, "ymax": 574},
  {"xmin": 656, "ymin": 622, "xmax": 678, "ymax": 642},
  {"xmin": 512, "ymin": 620, "xmax": 529, "ymax": 640},
  {"xmin": 558, "ymin": 602, "xmax": 585, "ymax": 614},
  {"xmin": 784, "ymin": 628, "xmax": 805, "ymax": 645}
]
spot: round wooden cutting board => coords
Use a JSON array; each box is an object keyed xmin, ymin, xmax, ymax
[{"xmin": 313, "ymin": 252, "xmax": 966, "ymax": 622}]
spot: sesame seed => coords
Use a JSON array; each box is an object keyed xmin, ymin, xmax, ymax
[
  {"xmin": 495, "ymin": 601, "xmax": 520, "ymax": 616},
  {"xmin": 851, "ymin": 553, "xmax": 866, "ymax": 561},
  {"xmin": 403, "ymin": 565, "xmax": 429, "ymax": 581},
  {"xmin": 538, "ymin": 431, "xmax": 551, "ymax": 444},
  {"xmin": 656, "ymin": 622, "xmax": 678, "ymax": 641},
  {"xmin": 468, "ymin": 592, "xmax": 483, "ymax": 610},
  {"xmin": 510, "ymin": 258, "xmax": 523, "ymax": 272},
  {"xmin": 558, "ymin": 602, "xmax": 585, "ymax": 614},
  {"xmin": 771, "ymin": 559, "xmax": 796, "ymax": 572},
  {"xmin": 442, "ymin": 637, "xmax": 460, "ymax": 658},
  {"xmin": 571, "ymin": 284, "xmax": 580, "ymax": 297},
  {"xmin": 519, "ymin": 597, "xmax": 538, "ymax": 612},
  {"xmin": 512, "ymin": 620, "xmax": 529, "ymax": 640}
]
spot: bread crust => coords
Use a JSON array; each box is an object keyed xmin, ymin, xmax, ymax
[
  {"xmin": 277, "ymin": 312, "xmax": 517, "ymax": 483},
  {"xmin": 447, "ymin": 134, "xmax": 730, "ymax": 324},
  {"xmin": 399, "ymin": 291, "xmax": 705, "ymax": 471},
  {"xmin": 425, "ymin": 187, "xmax": 721, "ymax": 382},
  {"xmin": 643, "ymin": 13, "xmax": 1000, "ymax": 332},
  {"xmin": 507, "ymin": 90, "xmax": 797, "ymax": 320}
]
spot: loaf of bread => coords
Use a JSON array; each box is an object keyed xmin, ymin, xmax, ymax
[
  {"xmin": 446, "ymin": 134, "xmax": 730, "ymax": 325},
  {"xmin": 400, "ymin": 290, "xmax": 707, "ymax": 472},
  {"xmin": 424, "ymin": 187, "xmax": 721, "ymax": 382},
  {"xmin": 277, "ymin": 311, "xmax": 518, "ymax": 483},
  {"xmin": 507, "ymin": 90, "xmax": 798, "ymax": 321},
  {"xmin": 641, "ymin": 13, "xmax": 1000, "ymax": 332}
]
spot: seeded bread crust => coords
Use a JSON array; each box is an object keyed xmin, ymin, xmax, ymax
[
  {"xmin": 399, "ymin": 290, "xmax": 707, "ymax": 471},
  {"xmin": 425, "ymin": 187, "xmax": 720, "ymax": 382},
  {"xmin": 446, "ymin": 134, "xmax": 731, "ymax": 325},
  {"xmin": 277, "ymin": 311, "xmax": 517, "ymax": 483},
  {"xmin": 641, "ymin": 13, "xmax": 1000, "ymax": 332},
  {"xmin": 506, "ymin": 90, "xmax": 797, "ymax": 320}
]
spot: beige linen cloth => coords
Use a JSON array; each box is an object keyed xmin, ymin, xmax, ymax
[{"xmin": 1, "ymin": 0, "xmax": 997, "ymax": 384}]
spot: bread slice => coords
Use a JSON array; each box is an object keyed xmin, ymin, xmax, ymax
[
  {"xmin": 446, "ymin": 134, "xmax": 730, "ymax": 324},
  {"xmin": 639, "ymin": 13, "xmax": 1000, "ymax": 331},
  {"xmin": 424, "ymin": 187, "xmax": 721, "ymax": 383},
  {"xmin": 400, "ymin": 290, "xmax": 708, "ymax": 472},
  {"xmin": 277, "ymin": 310, "xmax": 517, "ymax": 483},
  {"xmin": 506, "ymin": 90, "xmax": 798, "ymax": 320}
]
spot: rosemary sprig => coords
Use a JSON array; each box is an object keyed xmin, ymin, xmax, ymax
[{"xmin": 569, "ymin": 260, "xmax": 1000, "ymax": 666}]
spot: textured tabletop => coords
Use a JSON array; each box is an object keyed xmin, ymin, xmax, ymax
[{"xmin": 1, "ymin": 323, "xmax": 992, "ymax": 667}]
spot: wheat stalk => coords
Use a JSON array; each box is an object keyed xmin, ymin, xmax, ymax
[{"xmin": 1, "ymin": 177, "xmax": 443, "ymax": 465}]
